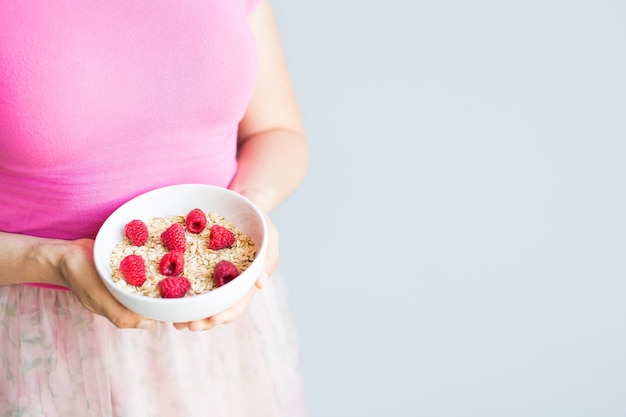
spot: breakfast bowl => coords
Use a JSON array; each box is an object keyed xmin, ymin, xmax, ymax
[{"xmin": 93, "ymin": 184, "xmax": 268, "ymax": 323}]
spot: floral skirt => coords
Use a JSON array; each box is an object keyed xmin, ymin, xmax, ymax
[{"xmin": 0, "ymin": 273, "xmax": 306, "ymax": 417}]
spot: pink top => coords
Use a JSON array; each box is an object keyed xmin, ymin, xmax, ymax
[{"xmin": 0, "ymin": 1, "xmax": 259, "ymax": 242}]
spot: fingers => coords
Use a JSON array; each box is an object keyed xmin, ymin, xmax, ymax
[
  {"xmin": 209, "ymin": 285, "xmax": 256, "ymax": 324},
  {"xmin": 172, "ymin": 320, "xmax": 218, "ymax": 331},
  {"xmin": 173, "ymin": 285, "xmax": 257, "ymax": 331},
  {"xmin": 170, "ymin": 214, "xmax": 279, "ymax": 331},
  {"xmin": 255, "ymin": 215, "xmax": 279, "ymax": 290},
  {"xmin": 254, "ymin": 272, "xmax": 269, "ymax": 289},
  {"xmin": 64, "ymin": 239, "xmax": 155, "ymax": 329},
  {"xmin": 108, "ymin": 306, "xmax": 155, "ymax": 329},
  {"xmin": 80, "ymin": 283, "xmax": 154, "ymax": 329},
  {"xmin": 84, "ymin": 298, "xmax": 154, "ymax": 329}
]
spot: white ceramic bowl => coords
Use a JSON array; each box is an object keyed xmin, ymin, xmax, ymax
[{"xmin": 93, "ymin": 184, "xmax": 267, "ymax": 322}]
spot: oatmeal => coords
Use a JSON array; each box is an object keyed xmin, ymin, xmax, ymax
[{"xmin": 110, "ymin": 211, "xmax": 256, "ymax": 298}]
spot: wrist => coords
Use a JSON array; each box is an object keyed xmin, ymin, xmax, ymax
[
  {"xmin": 25, "ymin": 239, "xmax": 72, "ymax": 288},
  {"xmin": 231, "ymin": 186, "xmax": 275, "ymax": 213}
]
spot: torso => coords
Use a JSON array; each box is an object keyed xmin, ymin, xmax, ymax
[{"xmin": 0, "ymin": 1, "xmax": 258, "ymax": 239}]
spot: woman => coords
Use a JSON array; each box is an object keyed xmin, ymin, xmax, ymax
[{"xmin": 0, "ymin": 0, "xmax": 308, "ymax": 415}]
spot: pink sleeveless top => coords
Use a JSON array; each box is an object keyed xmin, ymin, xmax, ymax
[{"xmin": 0, "ymin": 1, "xmax": 259, "ymax": 242}]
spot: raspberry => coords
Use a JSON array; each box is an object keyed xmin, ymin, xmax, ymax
[
  {"xmin": 158, "ymin": 276, "xmax": 191, "ymax": 298},
  {"xmin": 124, "ymin": 219, "xmax": 149, "ymax": 246},
  {"xmin": 213, "ymin": 260, "xmax": 240, "ymax": 287},
  {"xmin": 159, "ymin": 251, "xmax": 185, "ymax": 276},
  {"xmin": 208, "ymin": 224, "xmax": 235, "ymax": 250},
  {"xmin": 161, "ymin": 223, "xmax": 186, "ymax": 252},
  {"xmin": 185, "ymin": 208, "xmax": 207, "ymax": 234},
  {"xmin": 119, "ymin": 254, "xmax": 146, "ymax": 286}
]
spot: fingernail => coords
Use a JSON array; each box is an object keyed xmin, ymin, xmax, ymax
[
  {"xmin": 191, "ymin": 325, "xmax": 207, "ymax": 332},
  {"xmin": 259, "ymin": 273, "xmax": 269, "ymax": 288},
  {"xmin": 138, "ymin": 320, "xmax": 155, "ymax": 330},
  {"xmin": 193, "ymin": 322, "xmax": 219, "ymax": 331}
]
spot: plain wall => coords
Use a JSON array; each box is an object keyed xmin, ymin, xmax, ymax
[{"xmin": 270, "ymin": 1, "xmax": 626, "ymax": 416}]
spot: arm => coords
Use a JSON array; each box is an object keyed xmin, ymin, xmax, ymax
[
  {"xmin": 0, "ymin": 232, "xmax": 152, "ymax": 328},
  {"xmin": 178, "ymin": 0, "xmax": 308, "ymax": 331},
  {"xmin": 0, "ymin": 232, "xmax": 69, "ymax": 287},
  {"xmin": 0, "ymin": 0, "xmax": 306, "ymax": 332},
  {"xmin": 229, "ymin": 0, "xmax": 308, "ymax": 214}
]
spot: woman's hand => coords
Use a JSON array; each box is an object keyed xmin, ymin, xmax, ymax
[
  {"xmin": 60, "ymin": 238, "xmax": 155, "ymax": 329},
  {"xmin": 170, "ymin": 0, "xmax": 308, "ymax": 332},
  {"xmin": 0, "ymin": 232, "xmax": 154, "ymax": 329},
  {"xmin": 173, "ymin": 212, "xmax": 279, "ymax": 331}
]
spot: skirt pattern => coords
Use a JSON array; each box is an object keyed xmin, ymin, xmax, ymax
[{"xmin": 0, "ymin": 274, "xmax": 306, "ymax": 417}]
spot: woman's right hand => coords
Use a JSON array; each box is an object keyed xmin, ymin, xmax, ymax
[
  {"xmin": 59, "ymin": 238, "xmax": 155, "ymax": 329},
  {"xmin": 0, "ymin": 231, "xmax": 153, "ymax": 329}
]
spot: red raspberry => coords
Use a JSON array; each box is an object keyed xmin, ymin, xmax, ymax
[
  {"xmin": 124, "ymin": 219, "xmax": 149, "ymax": 246},
  {"xmin": 119, "ymin": 254, "xmax": 146, "ymax": 286},
  {"xmin": 213, "ymin": 260, "xmax": 240, "ymax": 287},
  {"xmin": 185, "ymin": 208, "xmax": 207, "ymax": 234},
  {"xmin": 159, "ymin": 251, "xmax": 185, "ymax": 276},
  {"xmin": 208, "ymin": 224, "xmax": 235, "ymax": 250},
  {"xmin": 161, "ymin": 223, "xmax": 186, "ymax": 252},
  {"xmin": 158, "ymin": 276, "xmax": 191, "ymax": 298}
]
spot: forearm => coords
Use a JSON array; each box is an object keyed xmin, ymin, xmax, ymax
[
  {"xmin": 230, "ymin": 128, "xmax": 308, "ymax": 213},
  {"xmin": 231, "ymin": 0, "xmax": 308, "ymax": 213},
  {"xmin": 0, "ymin": 231, "xmax": 69, "ymax": 287}
]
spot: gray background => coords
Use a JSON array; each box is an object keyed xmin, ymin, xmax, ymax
[{"xmin": 270, "ymin": 1, "xmax": 626, "ymax": 416}]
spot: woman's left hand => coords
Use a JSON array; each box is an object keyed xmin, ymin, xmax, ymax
[
  {"xmin": 172, "ymin": 212, "xmax": 279, "ymax": 331},
  {"xmin": 171, "ymin": 0, "xmax": 308, "ymax": 332}
]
